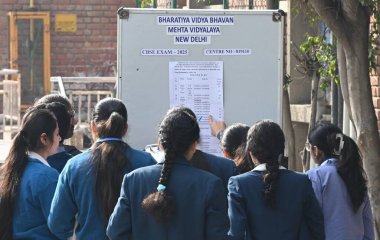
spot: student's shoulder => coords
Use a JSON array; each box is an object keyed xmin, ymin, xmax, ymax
[
  {"xmin": 62, "ymin": 150, "xmax": 92, "ymax": 171},
  {"xmin": 126, "ymin": 145, "xmax": 156, "ymax": 162},
  {"xmin": 202, "ymin": 151, "xmax": 236, "ymax": 167}
]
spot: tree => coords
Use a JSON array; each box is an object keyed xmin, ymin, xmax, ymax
[{"xmin": 306, "ymin": 0, "xmax": 380, "ymax": 237}]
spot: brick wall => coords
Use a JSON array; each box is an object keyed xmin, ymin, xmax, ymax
[
  {"xmin": 370, "ymin": 15, "xmax": 380, "ymax": 133},
  {"xmin": 0, "ymin": 0, "xmax": 136, "ymax": 77}
]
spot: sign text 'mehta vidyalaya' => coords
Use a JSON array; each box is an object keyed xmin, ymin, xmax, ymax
[
  {"xmin": 157, "ymin": 16, "xmax": 234, "ymax": 25},
  {"xmin": 166, "ymin": 26, "xmax": 221, "ymax": 35}
]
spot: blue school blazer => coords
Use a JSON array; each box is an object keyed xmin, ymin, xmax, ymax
[
  {"xmin": 200, "ymin": 150, "xmax": 238, "ymax": 189},
  {"xmin": 228, "ymin": 169, "xmax": 325, "ymax": 240},
  {"xmin": 13, "ymin": 158, "xmax": 59, "ymax": 240},
  {"xmin": 107, "ymin": 156, "xmax": 229, "ymax": 240},
  {"xmin": 48, "ymin": 145, "xmax": 156, "ymax": 240}
]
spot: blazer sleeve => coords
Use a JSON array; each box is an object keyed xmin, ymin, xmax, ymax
[
  {"xmin": 37, "ymin": 171, "xmax": 58, "ymax": 221},
  {"xmin": 307, "ymin": 170, "xmax": 323, "ymax": 208},
  {"xmin": 227, "ymin": 177, "xmax": 247, "ymax": 240},
  {"xmin": 302, "ymin": 178, "xmax": 325, "ymax": 240},
  {"xmin": 362, "ymin": 193, "xmax": 375, "ymax": 240},
  {"xmin": 47, "ymin": 166, "xmax": 78, "ymax": 240},
  {"xmin": 205, "ymin": 177, "xmax": 229, "ymax": 240},
  {"xmin": 107, "ymin": 175, "xmax": 132, "ymax": 240}
]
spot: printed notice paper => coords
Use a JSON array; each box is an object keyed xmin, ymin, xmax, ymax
[{"xmin": 169, "ymin": 61, "xmax": 224, "ymax": 156}]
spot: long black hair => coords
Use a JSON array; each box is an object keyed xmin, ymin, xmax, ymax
[
  {"xmin": 0, "ymin": 108, "xmax": 57, "ymax": 239},
  {"xmin": 221, "ymin": 123, "xmax": 252, "ymax": 173},
  {"xmin": 35, "ymin": 94, "xmax": 74, "ymax": 139},
  {"xmin": 34, "ymin": 102, "xmax": 71, "ymax": 144},
  {"xmin": 246, "ymin": 120, "xmax": 285, "ymax": 208},
  {"xmin": 142, "ymin": 106, "xmax": 200, "ymax": 223},
  {"xmin": 308, "ymin": 123, "xmax": 367, "ymax": 212},
  {"xmin": 90, "ymin": 98, "xmax": 129, "ymax": 222}
]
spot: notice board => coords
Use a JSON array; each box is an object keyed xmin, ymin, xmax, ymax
[{"xmin": 117, "ymin": 8, "xmax": 284, "ymax": 151}]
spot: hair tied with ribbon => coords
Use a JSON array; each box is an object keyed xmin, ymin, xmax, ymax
[
  {"xmin": 333, "ymin": 133, "xmax": 345, "ymax": 156},
  {"xmin": 157, "ymin": 184, "xmax": 166, "ymax": 192}
]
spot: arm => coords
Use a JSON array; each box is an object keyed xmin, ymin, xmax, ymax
[
  {"xmin": 208, "ymin": 115, "xmax": 226, "ymax": 138},
  {"xmin": 106, "ymin": 175, "xmax": 132, "ymax": 240},
  {"xmin": 227, "ymin": 177, "xmax": 247, "ymax": 240},
  {"xmin": 362, "ymin": 194, "xmax": 375, "ymax": 240},
  {"xmin": 38, "ymin": 172, "xmax": 58, "ymax": 221},
  {"xmin": 306, "ymin": 170, "xmax": 323, "ymax": 208},
  {"xmin": 303, "ymin": 178, "xmax": 325, "ymax": 240},
  {"xmin": 206, "ymin": 178, "xmax": 229, "ymax": 240},
  {"xmin": 47, "ymin": 167, "xmax": 78, "ymax": 240}
]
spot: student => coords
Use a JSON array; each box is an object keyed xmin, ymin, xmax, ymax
[
  {"xmin": 220, "ymin": 123, "xmax": 252, "ymax": 173},
  {"xmin": 228, "ymin": 120, "xmax": 325, "ymax": 240},
  {"xmin": 107, "ymin": 106, "xmax": 229, "ymax": 240},
  {"xmin": 33, "ymin": 101, "xmax": 72, "ymax": 173},
  {"xmin": 35, "ymin": 94, "xmax": 81, "ymax": 156},
  {"xmin": 48, "ymin": 98, "xmax": 156, "ymax": 239},
  {"xmin": 0, "ymin": 108, "xmax": 61, "ymax": 239},
  {"xmin": 181, "ymin": 109, "xmax": 237, "ymax": 189},
  {"xmin": 306, "ymin": 123, "xmax": 374, "ymax": 240}
]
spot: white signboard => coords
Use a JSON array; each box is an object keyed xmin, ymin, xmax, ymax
[{"xmin": 117, "ymin": 8, "xmax": 284, "ymax": 151}]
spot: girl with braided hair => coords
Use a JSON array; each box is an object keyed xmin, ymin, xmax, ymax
[
  {"xmin": 107, "ymin": 106, "xmax": 229, "ymax": 240},
  {"xmin": 0, "ymin": 107, "xmax": 61, "ymax": 239},
  {"xmin": 228, "ymin": 120, "xmax": 324, "ymax": 240},
  {"xmin": 306, "ymin": 123, "xmax": 374, "ymax": 240}
]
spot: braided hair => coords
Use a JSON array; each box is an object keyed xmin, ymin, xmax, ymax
[
  {"xmin": 142, "ymin": 106, "xmax": 200, "ymax": 223},
  {"xmin": 246, "ymin": 120, "xmax": 285, "ymax": 208}
]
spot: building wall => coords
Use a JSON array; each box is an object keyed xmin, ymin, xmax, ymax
[{"xmin": 0, "ymin": 1, "xmax": 136, "ymax": 77}]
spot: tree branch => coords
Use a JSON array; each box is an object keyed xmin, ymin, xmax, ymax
[{"xmin": 307, "ymin": 0, "xmax": 350, "ymax": 44}]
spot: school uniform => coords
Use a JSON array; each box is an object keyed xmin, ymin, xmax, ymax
[
  {"xmin": 228, "ymin": 164, "xmax": 325, "ymax": 240},
  {"xmin": 13, "ymin": 152, "xmax": 59, "ymax": 240},
  {"xmin": 200, "ymin": 150, "xmax": 238, "ymax": 188},
  {"xmin": 47, "ymin": 146, "xmax": 73, "ymax": 173},
  {"xmin": 307, "ymin": 158, "xmax": 374, "ymax": 240},
  {"xmin": 47, "ymin": 145, "xmax": 156, "ymax": 240},
  {"xmin": 106, "ymin": 156, "xmax": 229, "ymax": 240}
]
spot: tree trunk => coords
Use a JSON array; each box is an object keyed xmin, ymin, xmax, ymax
[
  {"xmin": 343, "ymin": 29, "xmax": 380, "ymax": 240},
  {"xmin": 308, "ymin": 1, "xmax": 380, "ymax": 237},
  {"xmin": 282, "ymin": 88, "xmax": 296, "ymax": 169},
  {"xmin": 302, "ymin": 69, "xmax": 319, "ymax": 172}
]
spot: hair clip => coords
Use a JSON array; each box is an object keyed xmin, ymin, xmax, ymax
[{"xmin": 333, "ymin": 133, "xmax": 344, "ymax": 155}]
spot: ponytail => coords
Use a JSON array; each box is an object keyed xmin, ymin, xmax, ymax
[
  {"xmin": 142, "ymin": 147, "xmax": 176, "ymax": 223},
  {"xmin": 262, "ymin": 155, "xmax": 281, "ymax": 208},
  {"xmin": 92, "ymin": 111, "xmax": 129, "ymax": 222},
  {"xmin": 0, "ymin": 108, "xmax": 57, "ymax": 239},
  {"xmin": 337, "ymin": 135, "xmax": 367, "ymax": 212},
  {"xmin": 246, "ymin": 120, "xmax": 284, "ymax": 208},
  {"xmin": 142, "ymin": 106, "xmax": 200, "ymax": 223},
  {"xmin": 0, "ymin": 133, "xmax": 29, "ymax": 239}
]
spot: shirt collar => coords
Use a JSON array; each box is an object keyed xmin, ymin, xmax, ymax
[
  {"xmin": 28, "ymin": 152, "xmax": 50, "ymax": 167},
  {"xmin": 321, "ymin": 158, "xmax": 338, "ymax": 166},
  {"xmin": 253, "ymin": 163, "xmax": 286, "ymax": 171}
]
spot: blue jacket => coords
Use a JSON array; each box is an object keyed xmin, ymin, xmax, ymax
[
  {"xmin": 13, "ymin": 158, "xmax": 59, "ymax": 240},
  {"xmin": 200, "ymin": 150, "xmax": 238, "ymax": 189},
  {"xmin": 47, "ymin": 145, "xmax": 156, "ymax": 240},
  {"xmin": 106, "ymin": 157, "xmax": 229, "ymax": 240},
  {"xmin": 228, "ymin": 169, "xmax": 325, "ymax": 240},
  {"xmin": 47, "ymin": 150, "xmax": 72, "ymax": 173}
]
